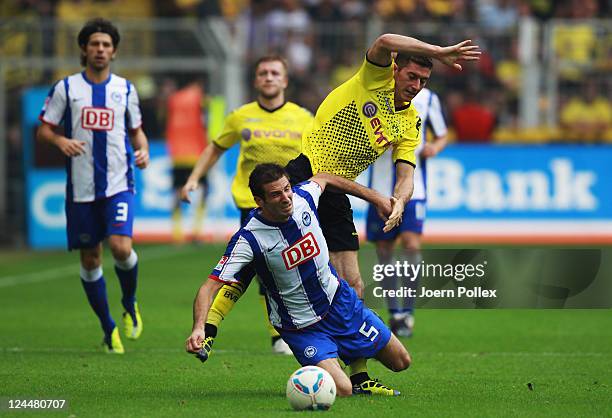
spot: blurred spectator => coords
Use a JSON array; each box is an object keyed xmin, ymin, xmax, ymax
[
  {"xmin": 560, "ymin": 80, "xmax": 612, "ymax": 143},
  {"xmin": 451, "ymin": 83, "xmax": 497, "ymax": 142},
  {"xmin": 477, "ymin": 0, "xmax": 519, "ymax": 30}
]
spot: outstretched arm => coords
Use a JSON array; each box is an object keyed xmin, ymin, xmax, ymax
[
  {"xmin": 311, "ymin": 173, "xmax": 392, "ymax": 220},
  {"xmin": 180, "ymin": 144, "xmax": 226, "ymax": 203},
  {"xmin": 185, "ymin": 278, "xmax": 224, "ymax": 353},
  {"xmin": 367, "ymin": 34, "xmax": 480, "ymax": 70}
]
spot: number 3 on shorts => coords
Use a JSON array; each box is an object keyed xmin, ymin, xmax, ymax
[
  {"xmin": 359, "ymin": 321, "xmax": 379, "ymax": 342},
  {"xmin": 116, "ymin": 202, "xmax": 129, "ymax": 222}
]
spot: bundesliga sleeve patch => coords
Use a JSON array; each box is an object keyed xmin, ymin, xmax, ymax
[{"xmin": 213, "ymin": 256, "xmax": 229, "ymax": 272}]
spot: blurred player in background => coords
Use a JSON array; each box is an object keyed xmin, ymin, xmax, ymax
[
  {"xmin": 367, "ymin": 87, "xmax": 448, "ymax": 337},
  {"xmin": 166, "ymin": 78, "xmax": 208, "ymax": 243},
  {"xmin": 186, "ymin": 164, "xmax": 410, "ymax": 397},
  {"xmin": 37, "ymin": 18, "xmax": 149, "ymax": 354},
  {"xmin": 181, "ymin": 55, "xmax": 314, "ymax": 354}
]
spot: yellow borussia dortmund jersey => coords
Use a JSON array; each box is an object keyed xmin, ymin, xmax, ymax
[
  {"xmin": 214, "ymin": 101, "xmax": 313, "ymax": 208},
  {"xmin": 302, "ymin": 57, "xmax": 421, "ymax": 180}
]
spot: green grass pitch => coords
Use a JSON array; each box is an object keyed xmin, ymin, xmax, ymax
[{"xmin": 1, "ymin": 244, "xmax": 611, "ymax": 417}]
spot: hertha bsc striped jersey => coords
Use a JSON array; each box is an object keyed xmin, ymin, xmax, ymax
[
  {"xmin": 369, "ymin": 88, "xmax": 447, "ymax": 200},
  {"xmin": 209, "ymin": 181, "xmax": 340, "ymax": 330},
  {"xmin": 39, "ymin": 72, "xmax": 143, "ymax": 202}
]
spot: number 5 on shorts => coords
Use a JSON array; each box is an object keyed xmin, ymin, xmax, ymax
[
  {"xmin": 359, "ymin": 321, "xmax": 379, "ymax": 342},
  {"xmin": 116, "ymin": 202, "xmax": 128, "ymax": 222}
]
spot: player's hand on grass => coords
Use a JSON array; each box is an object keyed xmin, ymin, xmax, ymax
[
  {"xmin": 180, "ymin": 180, "xmax": 198, "ymax": 203},
  {"xmin": 57, "ymin": 137, "xmax": 86, "ymax": 157},
  {"xmin": 436, "ymin": 40, "xmax": 481, "ymax": 71},
  {"xmin": 383, "ymin": 197, "xmax": 404, "ymax": 232},
  {"xmin": 134, "ymin": 148, "xmax": 149, "ymax": 169},
  {"xmin": 186, "ymin": 329, "xmax": 206, "ymax": 354}
]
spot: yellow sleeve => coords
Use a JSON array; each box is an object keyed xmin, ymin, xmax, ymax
[
  {"xmin": 213, "ymin": 111, "xmax": 240, "ymax": 149},
  {"xmin": 356, "ymin": 56, "xmax": 393, "ymax": 91},
  {"xmin": 392, "ymin": 117, "xmax": 420, "ymax": 166}
]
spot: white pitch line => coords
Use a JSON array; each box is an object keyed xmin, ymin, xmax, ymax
[
  {"xmin": 0, "ymin": 245, "xmax": 200, "ymax": 288},
  {"xmin": 0, "ymin": 347, "xmax": 607, "ymax": 357}
]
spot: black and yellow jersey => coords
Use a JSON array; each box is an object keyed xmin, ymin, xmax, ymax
[
  {"xmin": 214, "ymin": 101, "xmax": 313, "ymax": 208},
  {"xmin": 302, "ymin": 57, "xmax": 421, "ymax": 180}
]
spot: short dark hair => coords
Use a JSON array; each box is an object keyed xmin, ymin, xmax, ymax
[
  {"xmin": 395, "ymin": 54, "xmax": 433, "ymax": 70},
  {"xmin": 77, "ymin": 18, "xmax": 120, "ymax": 66},
  {"xmin": 254, "ymin": 55, "xmax": 289, "ymax": 77},
  {"xmin": 249, "ymin": 163, "xmax": 289, "ymax": 200}
]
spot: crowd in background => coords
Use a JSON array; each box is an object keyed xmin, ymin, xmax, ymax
[{"xmin": 1, "ymin": 0, "xmax": 611, "ymax": 145}]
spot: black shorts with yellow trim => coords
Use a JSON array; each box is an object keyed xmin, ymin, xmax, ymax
[{"xmin": 285, "ymin": 154, "xmax": 359, "ymax": 251}]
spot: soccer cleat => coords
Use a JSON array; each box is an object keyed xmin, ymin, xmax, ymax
[
  {"xmin": 389, "ymin": 313, "xmax": 415, "ymax": 338},
  {"xmin": 195, "ymin": 336, "xmax": 215, "ymax": 363},
  {"xmin": 352, "ymin": 379, "xmax": 401, "ymax": 396},
  {"xmin": 272, "ymin": 338, "xmax": 293, "ymax": 355},
  {"xmin": 122, "ymin": 303, "xmax": 143, "ymax": 340},
  {"xmin": 103, "ymin": 327, "xmax": 125, "ymax": 354}
]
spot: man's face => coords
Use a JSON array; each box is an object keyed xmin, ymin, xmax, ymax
[
  {"xmin": 393, "ymin": 62, "xmax": 432, "ymax": 103},
  {"xmin": 256, "ymin": 176, "xmax": 294, "ymax": 222},
  {"xmin": 82, "ymin": 32, "xmax": 115, "ymax": 71},
  {"xmin": 254, "ymin": 61, "xmax": 288, "ymax": 100}
]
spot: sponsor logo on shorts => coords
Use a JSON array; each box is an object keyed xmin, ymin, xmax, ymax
[
  {"xmin": 282, "ymin": 232, "xmax": 320, "ymax": 270},
  {"xmin": 79, "ymin": 233, "xmax": 91, "ymax": 243},
  {"xmin": 362, "ymin": 102, "xmax": 377, "ymax": 118},
  {"xmin": 82, "ymin": 107, "xmax": 114, "ymax": 131},
  {"xmin": 304, "ymin": 345, "xmax": 317, "ymax": 358},
  {"xmin": 214, "ymin": 256, "xmax": 229, "ymax": 271},
  {"xmin": 301, "ymin": 211, "xmax": 311, "ymax": 226}
]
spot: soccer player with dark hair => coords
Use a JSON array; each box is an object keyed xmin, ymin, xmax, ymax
[
  {"xmin": 186, "ymin": 163, "xmax": 410, "ymax": 397},
  {"xmin": 181, "ymin": 55, "xmax": 313, "ymax": 354},
  {"xmin": 207, "ymin": 34, "xmax": 480, "ymax": 393},
  {"xmin": 37, "ymin": 18, "xmax": 149, "ymax": 353}
]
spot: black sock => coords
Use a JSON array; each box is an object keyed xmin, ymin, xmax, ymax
[
  {"xmin": 204, "ymin": 323, "xmax": 218, "ymax": 338},
  {"xmin": 350, "ymin": 372, "xmax": 370, "ymax": 386}
]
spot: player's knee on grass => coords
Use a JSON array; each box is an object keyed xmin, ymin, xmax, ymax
[{"xmin": 317, "ymin": 358, "xmax": 352, "ymax": 397}]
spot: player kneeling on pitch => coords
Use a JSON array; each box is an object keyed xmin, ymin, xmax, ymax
[{"xmin": 186, "ymin": 164, "xmax": 411, "ymax": 396}]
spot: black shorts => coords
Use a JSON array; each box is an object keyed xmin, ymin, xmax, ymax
[
  {"xmin": 172, "ymin": 166, "xmax": 207, "ymax": 190},
  {"xmin": 285, "ymin": 154, "xmax": 359, "ymax": 251}
]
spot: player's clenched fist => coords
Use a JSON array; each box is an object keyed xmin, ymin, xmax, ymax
[
  {"xmin": 180, "ymin": 179, "xmax": 199, "ymax": 203},
  {"xmin": 57, "ymin": 137, "xmax": 87, "ymax": 157},
  {"xmin": 185, "ymin": 329, "xmax": 205, "ymax": 353}
]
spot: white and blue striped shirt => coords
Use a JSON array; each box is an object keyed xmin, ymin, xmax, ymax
[
  {"xmin": 369, "ymin": 88, "xmax": 447, "ymax": 200},
  {"xmin": 39, "ymin": 72, "xmax": 143, "ymax": 202},
  {"xmin": 210, "ymin": 181, "xmax": 341, "ymax": 330}
]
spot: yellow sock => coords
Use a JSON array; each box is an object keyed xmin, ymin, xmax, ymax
[
  {"xmin": 349, "ymin": 358, "xmax": 368, "ymax": 377},
  {"xmin": 207, "ymin": 282, "xmax": 244, "ymax": 327},
  {"xmin": 259, "ymin": 294, "xmax": 280, "ymax": 338},
  {"xmin": 192, "ymin": 197, "xmax": 206, "ymax": 241},
  {"xmin": 171, "ymin": 207, "xmax": 183, "ymax": 243}
]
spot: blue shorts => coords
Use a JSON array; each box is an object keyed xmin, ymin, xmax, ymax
[
  {"xmin": 366, "ymin": 199, "xmax": 426, "ymax": 241},
  {"xmin": 66, "ymin": 190, "xmax": 135, "ymax": 250},
  {"xmin": 278, "ymin": 280, "xmax": 392, "ymax": 366}
]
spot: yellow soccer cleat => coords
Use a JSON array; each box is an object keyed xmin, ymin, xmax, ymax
[
  {"xmin": 122, "ymin": 303, "xmax": 143, "ymax": 340},
  {"xmin": 103, "ymin": 327, "xmax": 125, "ymax": 354},
  {"xmin": 195, "ymin": 336, "xmax": 215, "ymax": 363},
  {"xmin": 353, "ymin": 379, "xmax": 401, "ymax": 396}
]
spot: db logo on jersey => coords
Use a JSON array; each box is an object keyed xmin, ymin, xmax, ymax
[
  {"xmin": 282, "ymin": 232, "xmax": 320, "ymax": 270},
  {"xmin": 82, "ymin": 107, "xmax": 114, "ymax": 131}
]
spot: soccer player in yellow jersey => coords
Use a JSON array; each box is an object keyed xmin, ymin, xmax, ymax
[
  {"xmin": 282, "ymin": 33, "xmax": 479, "ymax": 394},
  {"xmin": 181, "ymin": 55, "xmax": 313, "ymax": 354}
]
